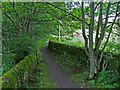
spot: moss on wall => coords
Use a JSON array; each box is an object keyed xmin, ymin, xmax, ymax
[
  {"xmin": 48, "ymin": 40, "xmax": 120, "ymax": 73},
  {"xmin": 48, "ymin": 40, "xmax": 88, "ymax": 66},
  {"xmin": 1, "ymin": 54, "xmax": 37, "ymax": 88}
]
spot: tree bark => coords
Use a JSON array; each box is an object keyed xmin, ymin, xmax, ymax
[
  {"xmin": 89, "ymin": 2, "xmax": 96, "ymax": 79},
  {"xmin": 99, "ymin": 3, "xmax": 119, "ymax": 68},
  {"xmin": 96, "ymin": 2, "xmax": 111, "ymax": 51},
  {"xmin": 81, "ymin": 2, "xmax": 89, "ymax": 56},
  {"xmin": 95, "ymin": 2, "xmax": 103, "ymax": 51}
]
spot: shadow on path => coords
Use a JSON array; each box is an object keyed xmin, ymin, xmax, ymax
[{"xmin": 41, "ymin": 44, "xmax": 80, "ymax": 88}]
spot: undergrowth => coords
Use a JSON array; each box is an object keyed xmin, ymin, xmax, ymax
[
  {"xmin": 28, "ymin": 63, "xmax": 56, "ymax": 88},
  {"xmin": 51, "ymin": 50, "xmax": 89, "ymax": 88},
  {"xmin": 25, "ymin": 39, "xmax": 56, "ymax": 88},
  {"xmin": 49, "ymin": 39, "xmax": 120, "ymax": 88},
  {"xmin": 89, "ymin": 70, "xmax": 120, "ymax": 88},
  {"xmin": 52, "ymin": 51, "xmax": 85, "ymax": 74}
]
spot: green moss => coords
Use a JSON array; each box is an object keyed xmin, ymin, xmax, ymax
[
  {"xmin": 49, "ymin": 40, "xmax": 120, "ymax": 74},
  {"xmin": 2, "ymin": 71, "xmax": 18, "ymax": 88},
  {"xmin": 48, "ymin": 40, "xmax": 88, "ymax": 66},
  {"xmin": 1, "ymin": 54, "xmax": 38, "ymax": 88}
]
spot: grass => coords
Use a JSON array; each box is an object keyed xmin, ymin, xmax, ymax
[
  {"xmin": 49, "ymin": 38, "xmax": 120, "ymax": 88},
  {"xmin": 26, "ymin": 38, "xmax": 56, "ymax": 88},
  {"xmin": 50, "ymin": 49, "xmax": 89, "ymax": 87},
  {"xmin": 52, "ymin": 51, "xmax": 85, "ymax": 73},
  {"xmin": 26, "ymin": 37, "xmax": 120, "ymax": 88},
  {"xmin": 26, "ymin": 63, "xmax": 56, "ymax": 88},
  {"xmin": 50, "ymin": 37, "xmax": 84, "ymax": 48},
  {"xmin": 71, "ymin": 70, "xmax": 89, "ymax": 88},
  {"xmin": 52, "ymin": 49, "xmax": 120, "ymax": 88},
  {"xmin": 33, "ymin": 63, "xmax": 56, "ymax": 88},
  {"xmin": 49, "ymin": 38, "xmax": 90, "ymax": 87}
]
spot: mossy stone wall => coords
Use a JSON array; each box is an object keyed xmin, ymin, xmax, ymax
[
  {"xmin": 48, "ymin": 40, "xmax": 120, "ymax": 74},
  {"xmin": 1, "ymin": 54, "xmax": 37, "ymax": 88},
  {"xmin": 48, "ymin": 40, "xmax": 88, "ymax": 65}
]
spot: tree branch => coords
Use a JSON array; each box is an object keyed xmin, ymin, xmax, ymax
[
  {"xmin": 81, "ymin": 2, "xmax": 89, "ymax": 56},
  {"xmin": 95, "ymin": 2, "xmax": 103, "ymax": 51},
  {"xmin": 102, "ymin": 2, "xmax": 119, "ymax": 52},
  {"xmin": 3, "ymin": 11, "xmax": 16, "ymax": 27},
  {"xmin": 94, "ymin": 2, "xmax": 100, "ymax": 11},
  {"xmin": 46, "ymin": 2, "xmax": 90, "ymax": 26},
  {"xmin": 96, "ymin": 2, "xmax": 111, "ymax": 51}
]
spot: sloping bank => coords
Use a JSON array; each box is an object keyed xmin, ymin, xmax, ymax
[{"xmin": 48, "ymin": 40, "xmax": 120, "ymax": 74}]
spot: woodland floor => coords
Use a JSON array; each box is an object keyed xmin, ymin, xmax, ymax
[{"xmin": 42, "ymin": 44, "xmax": 80, "ymax": 88}]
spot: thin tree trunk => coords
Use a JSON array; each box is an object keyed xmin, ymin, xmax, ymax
[
  {"xmin": 96, "ymin": 2, "xmax": 111, "ymax": 51},
  {"xmin": 94, "ymin": 2, "xmax": 103, "ymax": 70},
  {"xmin": 89, "ymin": 2, "xmax": 96, "ymax": 79},
  {"xmin": 81, "ymin": 2, "xmax": 89, "ymax": 56},
  {"xmin": 99, "ymin": 3, "xmax": 119, "ymax": 69},
  {"xmin": 95, "ymin": 2, "xmax": 103, "ymax": 51}
]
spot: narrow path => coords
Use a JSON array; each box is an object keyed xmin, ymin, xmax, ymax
[{"xmin": 42, "ymin": 44, "xmax": 80, "ymax": 88}]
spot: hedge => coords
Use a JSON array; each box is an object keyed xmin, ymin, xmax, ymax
[
  {"xmin": 1, "ymin": 54, "xmax": 37, "ymax": 88},
  {"xmin": 48, "ymin": 40, "xmax": 120, "ymax": 73}
]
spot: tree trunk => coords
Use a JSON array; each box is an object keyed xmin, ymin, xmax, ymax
[
  {"xmin": 81, "ymin": 2, "xmax": 89, "ymax": 56},
  {"xmin": 96, "ymin": 2, "xmax": 111, "ymax": 51},
  {"xmin": 89, "ymin": 2, "xmax": 96, "ymax": 79}
]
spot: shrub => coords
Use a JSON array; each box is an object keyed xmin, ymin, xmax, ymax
[{"xmin": 89, "ymin": 70, "xmax": 120, "ymax": 88}]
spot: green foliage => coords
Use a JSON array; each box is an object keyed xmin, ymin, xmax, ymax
[
  {"xmin": 32, "ymin": 63, "xmax": 56, "ymax": 88},
  {"xmin": 1, "ymin": 54, "xmax": 37, "ymax": 88},
  {"xmin": 50, "ymin": 37, "xmax": 84, "ymax": 48},
  {"xmin": 13, "ymin": 35, "xmax": 35, "ymax": 61},
  {"xmin": 89, "ymin": 70, "xmax": 120, "ymax": 88},
  {"xmin": 2, "ymin": 2, "xmax": 56, "ymax": 74},
  {"xmin": 2, "ymin": 51, "xmax": 16, "ymax": 74},
  {"xmin": 100, "ymin": 41, "xmax": 120, "ymax": 72},
  {"xmin": 105, "ymin": 41, "xmax": 120, "ymax": 54},
  {"xmin": 48, "ymin": 40, "xmax": 88, "ymax": 70},
  {"xmin": 53, "ymin": 51, "xmax": 83, "ymax": 73},
  {"xmin": 49, "ymin": 40, "xmax": 120, "ymax": 88},
  {"xmin": 72, "ymin": 70, "xmax": 89, "ymax": 87},
  {"xmin": 2, "ymin": 35, "xmax": 36, "ymax": 74},
  {"xmin": 2, "ymin": 2, "xmax": 120, "ymax": 88}
]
